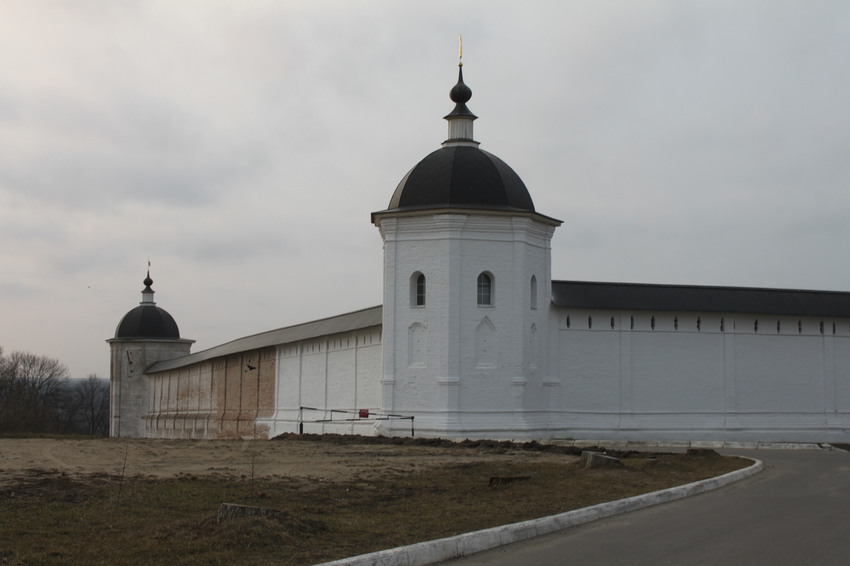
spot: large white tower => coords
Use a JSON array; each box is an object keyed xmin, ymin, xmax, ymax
[{"xmin": 372, "ymin": 62, "xmax": 562, "ymax": 438}]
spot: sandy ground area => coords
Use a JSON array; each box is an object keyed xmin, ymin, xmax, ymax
[{"xmin": 0, "ymin": 437, "xmax": 574, "ymax": 484}]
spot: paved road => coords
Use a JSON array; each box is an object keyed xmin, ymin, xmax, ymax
[{"xmin": 442, "ymin": 449, "xmax": 850, "ymax": 566}]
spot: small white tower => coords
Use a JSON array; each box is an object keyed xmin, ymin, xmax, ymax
[
  {"xmin": 372, "ymin": 60, "xmax": 562, "ymax": 438},
  {"xmin": 107, "ymin": 271, "xmax": 194, "ymax": 437}
]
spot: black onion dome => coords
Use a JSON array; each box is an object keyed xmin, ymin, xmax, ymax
[
  {"xmin": 450, "ymin": 71, "xmax": 472, "ymax": 103},
  {"xmin": 444, "ymin": 66, "xmax": 476, "ymax": 119},
  {"xmin": 115, "ymin": 305, "xmax": 181, "ymax": 339},
  {"xmin": 114, "ymin": 272, "xmax": 182, "ymax": 339},
  {"xmin": 387, "ymin": 146, "xmax": 535, "ymax": 212}
]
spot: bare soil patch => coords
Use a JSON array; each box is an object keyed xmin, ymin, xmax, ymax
[{"xmin": 0, "ymin": 435, "xmax": 750, "ymax": 565}]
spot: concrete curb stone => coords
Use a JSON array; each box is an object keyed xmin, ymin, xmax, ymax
[
  {"xmin": 315, "ymin": 455, "xmax": 764, "ymax": 566},
  {"xmin": 550, "ymin": 440, "xmax": 838, "ymax": 451}
]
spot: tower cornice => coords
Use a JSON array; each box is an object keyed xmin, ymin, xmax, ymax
[{"xmin": 372, "ymin": 206, "xmax": 562, "ymax": 228}]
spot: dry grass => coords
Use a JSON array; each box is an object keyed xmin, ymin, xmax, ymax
[{"xmin": 0, "ymin": 437, "xmax": 749, "ymax": 565}]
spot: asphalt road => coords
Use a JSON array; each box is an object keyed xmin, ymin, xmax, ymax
[{"xmin": 442, "ymin": 449, "xmax": 850, "ymax": 566}]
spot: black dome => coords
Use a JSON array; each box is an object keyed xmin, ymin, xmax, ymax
[
  {"xmin": 115, "ymin": 305, "xmax": 181, "ymax": 339},
  {"xmin": 387, "ymin": 146, "xmax": 535, "ymax": 212}
]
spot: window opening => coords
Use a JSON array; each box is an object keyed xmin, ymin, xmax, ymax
[
  {"xmin": 477, "ymin": 273, "xmax": 493, "ymax": 306},
  {"xmin": 410, "ymin": 272, "xmax": 426, "ymax": 306}
]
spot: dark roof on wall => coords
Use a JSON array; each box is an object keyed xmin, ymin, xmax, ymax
[
  {"xmin": 146, "ymin": 305, "xmax": 382, "ymax": 373},
  {"xmin": 384, "ymin": 146, "xmax": 535, "ymax": 213},
  {"xmin": 552, "ymin": 280, "xmax": 850, "ymax": 317},
  {"xmin": 115, "ymin": 305, "xmax": 181, "ymax": 339}
]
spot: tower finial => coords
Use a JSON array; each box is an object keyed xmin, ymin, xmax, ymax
[
  {"xmin": 141, "ymin": 261, "xmax": 155, "ymax": 304},
  {"xmin": 444, "ymin": 42, "xmax": 477, "ymax": 145}
]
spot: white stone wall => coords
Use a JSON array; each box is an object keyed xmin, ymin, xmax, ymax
[
  {"xmin": 146, "ymin": 347, "xmax": 277, "ymax": 439},
  {"xmin": 128, "ymin": 304, "xmax": 850, "ymax": 442},
  {"xmin": 147, "ymin": 361, "xmax": 216, "ymax": 439},
  {"xmin": 258, "ymin": 326, "xmax": 383, "ymax": 437},
  {"xmin": 377, "ymin": 212, "xmax": 557, "ymax": 438},
  {"xmin": 552, "ymin": 309, "xmax": 850, "ymax": 443}
]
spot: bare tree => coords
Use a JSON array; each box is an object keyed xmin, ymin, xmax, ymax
[
  {"xmin": 0, "ymin": 348, "xmax": 70, "ymax": 433},
  {"xmin": 69, "ymin": 374, "xmax": 110, "ymax": 436}
]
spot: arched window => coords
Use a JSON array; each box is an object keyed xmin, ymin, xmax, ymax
[
  {"xmin": 477, "ymin": 272, "xmax": 493, "ymax": 306},
  {"xmin": 530, "ymin": 275, "xmax": 538, "ymax": 309},
  {"xmin": 410, "ymin": 272, "xmax": 426, "ymax": 306}
]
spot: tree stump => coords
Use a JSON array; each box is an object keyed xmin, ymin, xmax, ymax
[
  {"xmin": 217, "ymin": 503, "xmax": 282, "ymax": 523},
  {"xmin": 580, "ymin": 450, "xmax": 622, "ymax": 469}
]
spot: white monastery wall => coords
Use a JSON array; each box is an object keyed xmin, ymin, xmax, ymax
[
  {"xmin": 145, "ymin": 327, "xmax": 381, "ymax": 440},
  {"xmin": 258, "ymin": 326, "xmax": 382, "ymax": 437},
  {"xmin": 553, "ymin": 309, "xmax": 850, "ymax": 442},
  {"xmin": 146, "ymin": 347, "xmax": 275, "ymax": 439},
  {"xmin": 137, "ymin": 304, "xmax": 850, "ymax": 443}
]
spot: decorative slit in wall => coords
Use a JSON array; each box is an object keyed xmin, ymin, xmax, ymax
[
  {"xmin": 833, "ymin": 322, "xmax": 837, "ymax": 335},
  {"xmin": 754, "ymin": 320, "xmax": 758, "ymax": 333},
  {"xmin": 610, "ymin": 316, "xmax": 615, "ymax": 329},
  {"xmin": 588, "ymin": 315, "xmax": 592, "ymax": 329},
  {"xmin": 720, "ymin": 318, "xmax": 725, "ymax": 332},
  {"xmin": 674, "ymin": 316, "xmax": 679, "ymax": 330},
  {"xmin": 777, "ymin": 320, "xmax": 781, "ymax": 333},
  {"xmin": 696, "ymin": 317, "xmax": 701, "ymax": 331},
  {"xmin": 820, "ymin": 321, "xmax": 824, "ymax": 334},
  {"xmin": 630, "ymin": 316, "xmax": 634, "ymax": 330},
  {"xmin": 566, "ymin": 315, "xmax": 570, "ymax": 328},
  {"xmin": 530, "ymin": 275, "xmax": 538, "ymax": 310},
  {"xmin": 798, "ymin": 321, "xmax": 802, "ymax": 334},
  {"xmin": 651, "ymin": 316, "xmax": 656, "ymax": 330}
]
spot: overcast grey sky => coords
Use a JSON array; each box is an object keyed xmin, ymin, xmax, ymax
[{"xmin": 1, "ymin": 1, "xmax": 848, "ymax": 379}]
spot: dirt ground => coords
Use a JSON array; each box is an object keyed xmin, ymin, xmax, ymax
[
  {"xmin": 0, "ymin": 436, "xmax": 577, "ymax": 484},
  {"xmin": 1, "ymin": 436, "xmax": 750, "ymax": 565}
]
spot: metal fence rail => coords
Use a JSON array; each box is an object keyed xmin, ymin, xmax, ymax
[{"xmin": 298, "ymin": 406, "xmax": 415, "ymax": 436}]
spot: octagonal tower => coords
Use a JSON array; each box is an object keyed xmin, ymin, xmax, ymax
[
  {"xmin": 372, "ymin": 61, "xmax": 562, "ymax": 438},
  {"xmin": 107, "ymin": 271, "xmax": 194, "ymax": 437}
]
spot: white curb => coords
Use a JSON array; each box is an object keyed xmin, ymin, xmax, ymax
[{"xmin": 315, "ymin": 457, "xmax": 763, "ymax": 566}]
